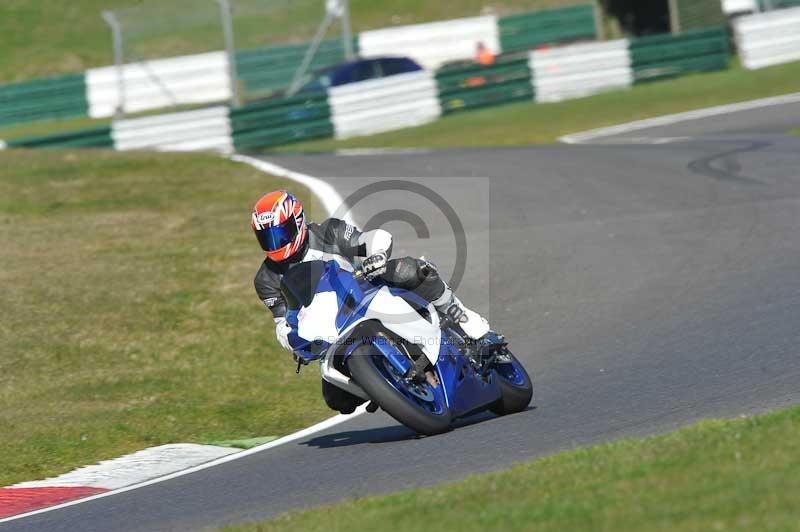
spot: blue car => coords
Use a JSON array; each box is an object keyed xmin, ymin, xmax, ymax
[{"xmin": 297, "ymin": 56, "xmax": 423, "ymax": 93}]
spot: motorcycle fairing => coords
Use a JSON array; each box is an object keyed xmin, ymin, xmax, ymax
[{"xmin": 286, "ymin": 260, "xmax": 504, "ymax": 418}]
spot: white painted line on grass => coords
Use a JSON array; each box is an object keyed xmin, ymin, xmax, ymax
[
  {"xmin": 231, "ymin": 154, "xmax": 356, "ymax": 226},
  {"xmin": 560, "ymin": 92, "xmax": 800, "ymax": 144},
  {"xmin": 0, "ymin": 139, "xmax": 6, "ymax": 150}
]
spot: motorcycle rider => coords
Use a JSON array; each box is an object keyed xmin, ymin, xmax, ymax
[{"xmin": 252, "ymin": 190, "xmax": 491, "ymax": 355}]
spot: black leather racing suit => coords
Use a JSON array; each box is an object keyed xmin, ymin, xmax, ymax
[{"xmin": 254, "ymin": 218, "xmax": 448, "ymax": 350}]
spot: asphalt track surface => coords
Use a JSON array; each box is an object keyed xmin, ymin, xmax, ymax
[{"xmin": 7, "ymin": 102, "xmax": 800, "ymax": 531}]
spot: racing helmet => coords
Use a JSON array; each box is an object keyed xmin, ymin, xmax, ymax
[{"xmin": 252, "ymin": 191, "xmax": 308, "ymax": 262}]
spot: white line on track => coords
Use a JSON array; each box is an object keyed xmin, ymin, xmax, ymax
[
  {"xmin": 333, "ymin": 147, "xmax": 432, "ymax": 156},
  {"xmin": 0, "ymin": 404, "xmax": 368, "ymax": 524},
  {"xmin": 10, "ymin": 444, "xmax": 240, "ymax": 490},
  {"xmin": 559, "ymin": 92, "xmax": 800, "ymax": 144},
  {"xmin": 232, "ymin": 154, "xmax": 356, "ymax": 225},
  {"xmin": 0, "ymin": 155, "xmax": 366, "ymax": 525}
]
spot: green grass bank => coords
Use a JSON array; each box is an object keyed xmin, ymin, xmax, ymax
[
  {"xmin": 1, "ymin": 0, "xmax": 585, "ymax": 82},
  {"xmin": 0, "ymin": 150, "xmax": 329, "ymax": 486}
]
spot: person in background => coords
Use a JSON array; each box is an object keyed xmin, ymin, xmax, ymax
[{"xmin": 475, "ymin": 41, "xmax": 496, "ymax": 66}]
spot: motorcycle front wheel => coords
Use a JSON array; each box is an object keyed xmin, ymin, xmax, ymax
[
  {"xmin": 489, "ymin": 351, "xmax": 533, "ymax": 416},
  {"xmin": 347, "ymin": 344, "xmax": 451, "ymax": 436}
]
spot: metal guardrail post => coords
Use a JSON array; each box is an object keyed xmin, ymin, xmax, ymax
[
  {"xmin": 102, "ymin": 10, "xmax": 126, "ymax": 118},
  {"xmin": 216, "ymin": 0, "xmax": 241, "ymax": 107},
  {"xmin": 288, "ymin": 0, "xmax": 354, "ymax": 96},
  {"xmin": 288, "ymin": 10, "xmax": 335, "ymax": 96},
  {"xmin": 668, "ymin": 0, "xmax": 682, "ymax": 34},
  {"xmin": 593, "ymin": 1, "xmax": 606, "ymax": 41},
  {"xmin": 341, "ymin": 0, "xmax": 355, "ymax": 60}
]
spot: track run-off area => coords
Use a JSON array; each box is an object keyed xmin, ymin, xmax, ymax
[{"xmin": 4, "ymin": 99, "xmax": 800, "ymax": 531}]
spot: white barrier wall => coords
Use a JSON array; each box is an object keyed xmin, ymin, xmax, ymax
[
  {"xmin": 112, "ymin": 106, "xmax": 232, "ymax": 153},
  {"xmin": 734, "ymin": 7, "xmax": 800, "ymax": 69},
  {"xmin": 329, "ymin": 71, "xmax": 441, "ymax": 139},
  {"xmin": 722, "ymin": 0, "xmax": 757, "ymax": 14},
  {"xmin": 87, "ymin": 51, "xmax": 231, "ymax": 118},
  {"xmin": 358, "ymin": 16, "xmax": 500, "ymax": 70},
  {"xmin": 530, "ymin": 39, "xmax": 632, "ymax": 103}
]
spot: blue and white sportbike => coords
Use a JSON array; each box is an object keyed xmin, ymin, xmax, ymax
[{"xmin": 282, "ymin": 259, "xmax": 533, "ymax": 435}]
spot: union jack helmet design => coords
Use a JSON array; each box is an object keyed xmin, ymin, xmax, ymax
[{"xmin": 252, "ymin": 191, "xmax": 307, "ymax": 262}]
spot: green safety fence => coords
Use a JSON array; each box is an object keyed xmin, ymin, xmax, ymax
[
  {"xmin": 235, "ymin": 38, "xmax": 359, "ymax": 99},
  {"xmin": 6, "ymin": 124, "xmax": 112, "ymax": 149},
  {"xmin": 0, "ymin": 73, "xmax": 88, "ymax": 127},
  {"xmin": 231, "ymin": 92, "xmax": 333, "ymax": 151},
  {"xmin": 498, "ymin": 4, "xmax": 597, "ymax": 53},
  {"xmin": 630, "ymin": 27, "xmax": 730, "ymax": 83},
  {"xmin": 436, "ymin": 54, "xmax": 533, "ymax": 114},
  {"xmin": 759, "ymin": 0, "xmax": 800, "ymax": 8},
  {"xmin": 1, "ymin": 4, "xmax": 603, "ymax": 129},
  {"xmin": 2, "ymin": 24, "xmax": 743, "ymax": 152}
]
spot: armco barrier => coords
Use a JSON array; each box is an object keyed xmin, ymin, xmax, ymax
[
  {"xmin": 231, "ymin": 93, "xmax": 332, "ymax": 151},
  {"xmin": 0, "ymin": 74, "xmax": 87, "ymax": 127},
  {"xmin": 762, "ymin": 0, "xmax": 800, "ymax": 7},
  {"xmin": 734, "ymin": 6, "xmax": 800, "ymax": 70},
  {"xmin": 1, "ymin": 4, "xmax": 599, "ymax": 127},
  {"xmin": 112, "ymin": 106, "xmax": 232, "ymax": 153},
  {"xmin": 436, "ymin": 55, "xmax": 533, "ymax": 114},
  {"xmin": 328, "ymin": 71, "xmax": 441, "ymax": 139},
  {"xmin": 5, "ymin": 125, "xmax": 112, "ymax": 149},
  {"xmin": 630, "ymin": 27, "xmax": 730, "ymax": 83},
  {"xmin": 2, "ymin": 28, "xmax": 740, "ymax": 153},
  {"xmin": 498, "ymin": 4, "xmax": 597, "ymax": 53},
  {"xmin": 358, "ymin": 16, "xmax": 499, "ymax": 70},
  {"xmin": 723, "ymin": 0, "xmax": 757, "ymax": 14},
  {"xmin": 86, "ymin": 52, "xmax": 231, "ymax": 118},
  {"xmin": 530, "ymin": 39, "xmax": 632, "ymax": 102}
]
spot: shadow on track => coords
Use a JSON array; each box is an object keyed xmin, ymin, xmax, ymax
[
  {"xmin": 302, "ymin": 409, "xmax": 536, "ymax": 448},
  {"xmin": 303, "ymin": 424, "xmax": 417, "ymax": 448}
]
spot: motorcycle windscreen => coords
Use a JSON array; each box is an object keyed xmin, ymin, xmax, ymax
[{"xmin": 280, "ymin": 260, "xmax": 327, "ymax": 310}]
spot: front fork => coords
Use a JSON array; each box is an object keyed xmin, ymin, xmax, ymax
[{"xmin": 440, "ymin": 320, "xmax": 508, "ymax": 377}]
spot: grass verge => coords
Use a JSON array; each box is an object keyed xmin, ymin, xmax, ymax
[
  {"xmin": 0, "ymin": 149, "xmax": 330, "ymax": 486},
  {"xmin": 223, "ymin": 405, "xmax": 800, "ymax": 531},
  {"xmin": 790, "ymin": 128, "xmax": 800, "ymax": 136},
  {"xmin": 277, "ymin": 60, "xmax": 800, "ymax": 152},
  {"xmin": 0, "ymin": 116, "xmax": 111, "ymax": 141},
  {"xmin": 0, "ymin": 103, "xmax": 214, "ymax": 142}
]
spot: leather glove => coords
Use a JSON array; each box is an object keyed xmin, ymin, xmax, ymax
[
  {"xmin": 275, "ymin": 319, "xmax": 293, "ymax": 351},
  {"xmin": 362, "ymin": 250, "xmax": 388, "ymax": 280}
]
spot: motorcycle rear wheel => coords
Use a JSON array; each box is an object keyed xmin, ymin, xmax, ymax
[{"xmin": 347, "ymin": 344, "xmax": 451, "ymax": 435}]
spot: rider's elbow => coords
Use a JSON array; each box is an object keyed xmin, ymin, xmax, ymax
[{"xmin": 361, "ymin": 228, "xmax": 393, "ymax": 257}]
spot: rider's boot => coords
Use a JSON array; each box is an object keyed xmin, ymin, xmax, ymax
[{"xmin": 432, "ymin": 287, "xmax": 491, "ymax": 340}]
